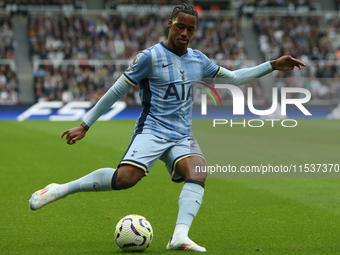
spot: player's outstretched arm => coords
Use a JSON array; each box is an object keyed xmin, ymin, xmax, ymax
[
  {"xmin": 270, "ymin": 55, "xmax": 305, "ymax": 71},
  {"xmin": 217, "ymin": 55, "xmax": 305, "ymax": 86},
  {"xmin": 61, "ymin": 122, "xmax": 89, "ymax": 145},
  {"xmin": 61, "ymin": 76, "xmax": 133, "ymax": 145}
]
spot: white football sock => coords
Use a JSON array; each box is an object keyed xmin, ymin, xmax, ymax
[
  {"xmin": 56, "ymin": 168, "xmax": 116, "ymax": 195},
  {"xmin": 173, "ymin": 181, "xmax": 205, "ymax": 240},
  {"xmin": 173, "ymin": 224, "xmax": 190, "ymax": 240}
]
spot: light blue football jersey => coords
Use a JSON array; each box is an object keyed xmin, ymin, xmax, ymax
[{"xmin": 122, "ymin": 42, "xmax": 221, "ymax": 141}]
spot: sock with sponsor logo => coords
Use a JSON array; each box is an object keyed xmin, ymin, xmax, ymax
[
  {"xmin": 56, "ymin": 168, "xmax": 116, "ymax": 196},
  {"xmin": 172, "ymin": 180, "xmax": 205, "ymax": 240}
]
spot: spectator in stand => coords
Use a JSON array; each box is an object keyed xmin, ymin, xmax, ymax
[
  {"xmin": 0, "ymin": 84, "xmax": 9, "ymax": 101},
  {"xmin": 0, "ymin": 15, "xmax": 18, "ymax": 104},
  {"xmin": 255, "ymin": 16, "xmax": 336, "ymax": 62},
  {"xmin": 28, "ymin": 13, "xmax": 247, "ymax": 63},
  {"xmin": 254, "ymin": 14, "xmax": 340, "ymax": 100},
  {"xmin": 0, "ymin": 14, "xmax": 15, "ymax": 60},
  {"xmin": 29, "ymin": 12, "xmax": 252, "ymax": 105},
  {"xmin": 0, "ymin": 65, "xmax": 19, "ymax": 105},
  {"xmin": 0, "ymin": 71, "xmax": 7, "ymax": 87},
  {"xmin": 105, "ymin": 0, "xmax": 187, "ymax": 9},
  {"xmin": 190, "ymin": 16, "xmax": 247, "ymax": 61},
  {"xmin": 8, "ymin": 87, "xmax": 19, "ymax": 104},
  {"xmin": 238, "ymin": 0, "xmax": 316, "ymax": 15}
]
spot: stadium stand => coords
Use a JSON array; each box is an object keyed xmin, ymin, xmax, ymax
[
  {"xmin": 2, "ymin": 1, "xmax": 339, "ymax": 105},
  {"xmin": 237, "ymin": 0, "xmax": 316, "ymax": 8},
  {"xmin": 27, "ymin": 13, "xmax": 170, "ymax": 61},
  {"xmin": 254, "ymin": 15, "xmax": 336, "ymax": 62},
  {"xmin": 237, "ymin": 0, "xmax": 318, "ymax": 18},
  {"xmin": 335, "ymin": 0, "xmax": 340, "ymax": 9},
  {"xmin": 106, "ymin": 0, "xmax": 188, "ymax": 9},
  {"xmin": 190, "ymin": 16, "xmax": 247, "ymax": 61},
  {"xmin": 0, "ymin": 13, "xmax": 19, "ymax": 105},
  {"xmin": 253, "ymin": 13, "xmax": 340, "ymax": 101},
  {"xmin": 32, "ymin": 62, "xmax": 134, "ymax": 103},
  {"xmin": 27, "ymin": 12, "xmax": 251, "ymax": 103},
  {"xmin": 0, "ymin": 14, "xmax": 14, "ymax": 59},
  {"xmin": 0, "ymin": 63, "xmax": 19, "ymax": 104},
  {"xmin": 1, "ymin": 0, "xmax": 84, "ymax": 8},
  {"xmin": 3, "ymin": 0, "xmax": 77, "ymax": 5},
  {"xmin": 254, "ymin": 13, "xmax": 340, "ymax": 98}
]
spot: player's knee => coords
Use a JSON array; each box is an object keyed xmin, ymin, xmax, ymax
[
  {"xmin": 192, "ymin": 169, "xmax": 207, "ymax": 180},
  {"xmin": 184, "ymin": 168, "xmax": 207, "ymax": 182},
  {"xmin": 187, "ymin": 172, "xmax": 207, "ymax": 183},
  {"xmin": 115, "ymin": 165, "xmax": 145, "ymax": 190},
  {"xmin": 176, "ymin": 156, "xmax": 207, "ymax": 182}
]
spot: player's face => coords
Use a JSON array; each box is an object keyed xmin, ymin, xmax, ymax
[{"xmin": 167, "ymin": 12, "xmax": 197, "ymax": 55}]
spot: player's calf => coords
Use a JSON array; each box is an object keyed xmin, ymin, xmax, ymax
[{"xmin": 114, "ymin": 165, "xmax": 145, "ymax": 190}]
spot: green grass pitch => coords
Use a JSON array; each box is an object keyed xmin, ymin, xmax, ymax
[{"xmin": 1, "ymin": 120, "xmax": 340, "ymax": 254}]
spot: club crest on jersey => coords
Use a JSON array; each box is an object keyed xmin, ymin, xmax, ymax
[
  {"xmin": 180, "ymin": 69, "xmax": 185, "ymax": 81},
  {"xmin": 189, "ymin": 138, "xmax": 196, "ymax": 148},
  {"xmin": 131, "ymin": 150, "xmax": 137, "ymax": 157}
]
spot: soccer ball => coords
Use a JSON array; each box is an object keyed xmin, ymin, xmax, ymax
[{"xmin": 114, "ymin": 214, "xmax": 153, "ymax": 252}]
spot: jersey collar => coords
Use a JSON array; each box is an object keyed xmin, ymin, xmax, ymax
[{"xmin": 160, "ymin": 41, "xmax": 189, "ymax": 57}]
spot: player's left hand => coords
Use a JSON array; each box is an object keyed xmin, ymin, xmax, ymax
[{"xmin": 270, "ymin": 55, "xmax": 305, "ymax": 71}]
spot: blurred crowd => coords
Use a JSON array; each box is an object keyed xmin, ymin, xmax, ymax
[
  {"xmin": 275, "ymin": 65, "xmax": 340, "ymax": 100},
  {"xmin": 255, "ymin": 15, "xmax": 340, "ymax": 100},
  {"xmin": 191, "ymin": 16, "xmax": 247, "ymax": 61},
  {"xmin": 0, "ymin": 14, "xmax": 18, "ymax": 105},
  {"xmin": 106, "ymin": 0, "xmax": 187, "ymax": 9},
  {"xmin": 237, "ymin": 0, "xmax": 315, "ymax": 8},
  {"xmin": 0, "ymin": 14, "xmax": 15, "ymax": 60},
  {"xmin": 28, "ymin": 13, "xmax": 168, "ymax": 61},
  {"xmin": 0, "ymin": 64, "xmax": 19, "ymax": 104},
  {"xmin": 1, "ymin": 0, "xmax": 79, "ymax": 6},
  {"xmin": 28, "ymin": 13, "xmax": 248, "ymax": 103},
  {"xmin": 28, "ymin": 13, "xmax": 247, "ymax": 61},
  {"xmin": 255, "ymin": 16, "xmax": 337, "ymax": 62},
  {"xmin": 334, "ymin": 0, "xmax": 340, "ymax": 10},
  {"xmin": 1, "ymin": 2, "xmax": 339, "ymax": 105},
  {"xmin": 32, "ymin": 63, "xmax": 142, "ymax": 104}
]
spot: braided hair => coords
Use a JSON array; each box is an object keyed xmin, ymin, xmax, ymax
[{"xmin": 165, "ymin": 3, "xmax": 198, "ymax": 35}]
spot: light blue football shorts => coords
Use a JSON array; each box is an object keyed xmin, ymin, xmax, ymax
[{"xmin": 117, "ymin": 133, "xmax": 205, "ymax": 182}]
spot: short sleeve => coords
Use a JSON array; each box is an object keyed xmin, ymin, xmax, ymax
[
  {"xmin": 122, "ymin": 51, "xmax": 152, "ymax": 87},
  {"xmin": 198, "ymin": 51, "xmax": 222, "ymax": 79}
]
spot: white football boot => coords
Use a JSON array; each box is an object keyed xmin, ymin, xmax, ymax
[
  {"xmin": 29, "ymin": 183, "xmax": 66, "ymax": 210},
  {"xmin": 166, "ymin": 236, "xmax": 207, "ymax": 252}
]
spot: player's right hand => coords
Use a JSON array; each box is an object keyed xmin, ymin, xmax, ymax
[{"xmin": 61, "ymin": 124, "xmax": 88, "ymax": 145}]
